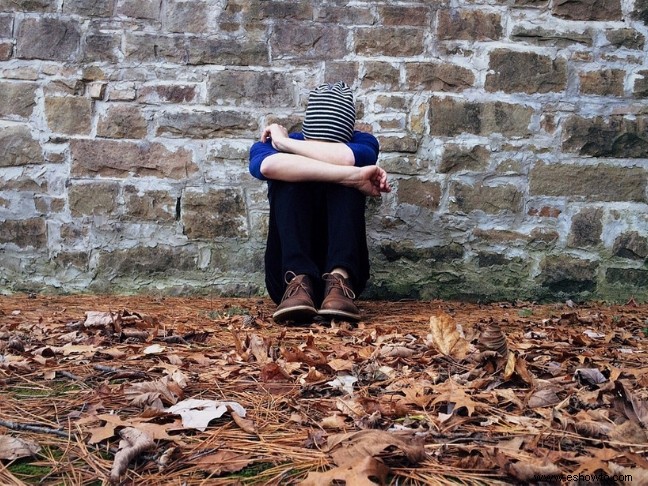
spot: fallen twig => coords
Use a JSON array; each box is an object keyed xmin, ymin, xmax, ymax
[{"xmin": 0, "ymin": 419, "xmax": 71, "ymax": 439}]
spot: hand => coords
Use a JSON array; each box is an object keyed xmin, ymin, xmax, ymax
[
  {"xmin": 261, "ymin": 124, "xmax": 289, "ymax": 151},
  {"xmin": 343, "ymin": 165, "xmax": 391, "ymax": 197}
]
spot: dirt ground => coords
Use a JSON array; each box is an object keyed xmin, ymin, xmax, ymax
[{"xmin": 1, "ymin": 293, "xmax": 647, "ymax": 485}]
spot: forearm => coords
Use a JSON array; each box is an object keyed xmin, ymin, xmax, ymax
[
  {"xmin": 273, "ymin": 137, "xmax": 355, "ymax": 166},
  {"xmin": 260, "ymin": 152, "xmax": 356, "ymax": 182}
]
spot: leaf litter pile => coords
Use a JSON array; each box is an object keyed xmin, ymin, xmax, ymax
[{"xmin": 1, "ymin": 294, "xmax": 647, "ymax": 485}]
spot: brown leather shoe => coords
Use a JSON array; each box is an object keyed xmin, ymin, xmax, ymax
[
  {"xmin": 273, "ymin": 272, "xmax": 318, "ymax": 323},
  {"xmin": 319, "ymin": 272, "xmax": 361, "ymax": 321}
]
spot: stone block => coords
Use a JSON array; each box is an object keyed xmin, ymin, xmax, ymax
[
  {"xmin": 45, "ymin": 97, "xmax": 93, "ymax": 136},
  {"xmin": 606, "ymin": 29, "xmax": 645, "ymax": 50},
  {"xmin": 633, "ymin": 0, "xmax": 648, "ymax": 24},
  {"xmin": 63, "ymin": 0, "xmax": 115, "ymax": 16},
  {"xmin": 164, "ymin": 1, "xmax": 209, "ymax": 33},
  {"xmin": 182, "ymin": 188, "xmax": 248, "ymax": 239},
  {"xmin": 315, "ymin": 5, "xmax": 374, "ymax": 24},
  {"xmin": 70, "ymin": 139, "xmax": 197, "ymax": 179},
  {"xmin": 579, "ymin": 69, "xmax": 624, "ymax": 96},
  {"xmin": 562, "ymin": 115, "xmax": 648, "ymax": 158},
  {"xmin": 437, "ymin": 9, "xmax": 502, "ymax": 41},
  {"xmin": 0, "ymin": 82, "xmax": 37, "ymax": 119},
  {"xmin": 486, "ymin": 49, "xmax": 567, "ymax": 94},
  {"xmin": 208, "ymin": 71, "xmax": 293, "ymax": 107},
  {"xmin": 0, "ymin": 41, "xmax": 11, "ymax": 60},
  {"xmin": 511, "ymin": 26, "xmax": 593, "ymax": 47},
  {"xmin": 325, "ymin": 62, "xmax": 359, "ymax": 86},
  {"xmin": 68, "ymin": 182, "xmax": 119, "ymax": 216},
  {"xmin": 530, "ymin": 162, "xmax": 646, "ymax": 202},
  {"xmin": 138, "ymin": 84, "xmax": 198, "ymax": 104},
  {"xmin": 606, "ymin": 268, "xmax": 648, "ymax": 287},
  {"xmin": 272, "ymin": 22, "xmax": 348, "ymax": 59},
  {"xmin": 397, "ymin": 178, "xmax": 441, "ymax": 210},
  {"xmin": 0, "ymin": 217, "xmax": 46, "ymax": 248},
  {"xmin": 378, "ymin": 135, "xmax": 418, "ymax": 153},
  {"xmin": 354, "ymin": 27, "xmax": 424, "ymax": 57},
  {"xmin": 553, "ymin": 0, "xmax": 622, "ymax": 20},
  {"xmin": 451, "ymin": 182, "xmax": 523, "ymax": 214},
  {"xmin": 124, "ymin": 33, "xmax": 186, "ymax": 63},
  {"xmin": 186, "ymin": 37, "xmax": 268, "ymax": 66},
  {"xmin": 379, "ymin": 5, "xmax": 430, "ymax": 26},
  {"xmin": 83, "ymin": 32, "xmax": 122, "ymax": 63},
  {"xmin": 0, "ymin": 125, "xmax": 43, "ymax": 167},
  {"xmin": 156, "ymin": 110, "xmax": 258, "ymax": 139},
  {"xmin": 439, "ymin": 145, "xmax": 489, "ymax": 173},
  {"xmin": 429, "ymin": 97, "xmax": 533, "ymax": 137},
  {"xmin": 380, "ymin": 241, "xmax": 464, "ymax": 263},
  {"xmin": 568, "ymin": 207, "xmax": 603, "ymax": 247},
  {"xmin": 95, "ymin": 246, "xmax": 197, "ymax": 280},
  {"xmin": 405, "ymin": 62, "xmax": 474, "ymax": 91},
  {"xmin": 613, "ymin": 231, "xmax": 648, "ymax": 260},
  {"xmin": 116, "ymin": 0, "xmax": 161, "ymax": 20},
  {"xmin": 0, "ymin": 14, "xmax": 12, "ymax": 37},
  {"xmin": 362, "ymin": 61, "xmax": 400, "ymax": 89},
  {"xmin": 0, "ymin": 0, "xmax": 54, "ymax": 12},
  {"xmin": 634, "ymin": 70, "xmax": 648, "ymax": 98},
  {"xmin": 538, "ymin": 255, "xmax": 599, "ymax": 294},
  {"xmin": 16, "ymin": 17, "xmax": 81, "ymax": 61},
  {"xmin": 97, "ymin": 105, "xmax": 148, "ymax": 139},
  {"xmin": 123, "ymin": 185, "xmax": 176, "ymax": 222}
]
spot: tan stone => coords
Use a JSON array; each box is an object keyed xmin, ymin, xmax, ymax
[{"xmin": 45, "ymin": 97, "xmax": 92, "ymax": 135}]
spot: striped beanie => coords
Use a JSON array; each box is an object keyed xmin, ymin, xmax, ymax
[{"xmin": 302, "ymin": 82, "xmax": 356, "ymax": 143}]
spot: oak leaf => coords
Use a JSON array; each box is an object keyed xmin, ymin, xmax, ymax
[
  {"xmin": 427, "ymin": 312, "xmax": 469, "ymax": 360},
  {"xmin": 0, "ymin": 435, "xmax": 40, "ymax": 460},
  {"xmin": 301, "ymin": 456, "xmax": 389, "ymax": 486}
]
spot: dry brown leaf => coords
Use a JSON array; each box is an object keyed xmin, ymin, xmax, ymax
[
  {"xmin": 506, "ymin": 461, "xmax": 561, "ymax": 482},
  {"xmin": 427, "ymin": 312, "xmax": 469, "ymax": 360},
  {"xmin": 248, "ymin": 333, "xmax": 270, "ymax": 364},
  {"xmin": 194, "ymin": 450, "xmax": 254, "ymax": 475},
  {"xmin": 527, "ymin": 386, "xmax": 562, "ymax": 408},
  {"xmin": 327, "ymin": 429, "xmax": 426, "ymax": 467},
  {"xmin": 231, "ymin": 411, "xmax": 258, "ymax": 435},
  {"xmin": 479, "ymin": 321, "xmax": 508, "ymax": 356},
  {"xmin": 125, "ymin": 376, "xmax": 184, "ymax": 409},
  {"xmin": 320, "ymin": 413, "xmax": 348, "ymax": 430},
  {"xmin": 109, "ymin": 427, "xmax": 155, "ymax": 484},
  {"xmin": 0, "ymin": 435, "xmax": 40, "ymax": 460},
  {"xmin": 615, "ymin": 381, "xmax": 648, "ymax": 426},
  {"xmin": 328, "ymin": 357, "xmax": 355, "ymax": 371},
  {"xmin": 301, "ymin": 456, "xmax": 389, "ymax": 486}
]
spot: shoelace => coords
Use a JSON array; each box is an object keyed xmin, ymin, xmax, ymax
[
  {"xmin": 323, "ymin": 273, "xmax": 356, "ymax": 299},
  {"xmin": 281, "ymin": 272, "xmax": 310, "ymax": 301}
]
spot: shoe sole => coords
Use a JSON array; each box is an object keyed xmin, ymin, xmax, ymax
[
  {"xmin": 318, "ymin": 309, "xmax": 361, "ymax": 321},
  {"xmin": 273, "ymin": 305, "xmax": 318, "ymax": 323}
]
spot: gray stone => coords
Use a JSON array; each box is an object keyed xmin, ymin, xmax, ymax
[
  {"xmin": 68, "ymin": 182, "xmax": 119, "ymax": 216},
  {"xmin": 0, "ymin": 82, "xmax": 37, "ymax": 119},
  {"xmin": 45, "ymin": 97, "xmax": 93, "ymax": 135},
  {"xmin": 0, "ymin": 217, "xmax": 46, "ymax": 248},
  {"xmin": 97, "ymin": 105, "xmax": 148, "ymax": 139},
  {"xmin": 606, "ymin": 268, "xmax": 648, "ymax": 287},
  {"xmin": 512, "ymin": 26, "xmax": 593, "ymax": 47},
  {"xmin": 0, "ymin": 125, "xmax": 43, "ymax": 167},
  {"xmin": 553, "ymin": 0, "xmax": 622, "ymax": 20},
  {"xmin": 123, "ymin": 185, "xmax": 177, "ymax": 222},
  {"xmin": 182, "ymin": 188, "xmax": 248, "ymax": 239},
  {"xmin": 95, "ymin": 246, "xmax": 197, "ymax": 280},
  {"xmin": 405, "ymin": 62, "xmax": 474, "ymax": 91},
  {"xmin": 530, "ymin": 162, "xmax": 646, "ymax": 202},
  {"xmin": 538, "ymin": 255, "xmax": 599, "ymax": 295},
  {"xmin": 354, "ymin": 27, "xmax": 424, "ymax": 57},
  {"xmin": 613, "ymin": 231, "xmax": 648, "ymax": 260},
  {"xmin": 124, "ymin": 33, "xmax": 187, "ymax": 63},
  {"xmin": 138, "ymin": 84, "xmax": 198, "ymax": 104},
  {"xmin": 634, "ymin": 70, "xmax": 648, "ymax": 98},
  {"xmin": 70, "ymin": 140, "xmax": 197, "ymax": 179},
  {"xmin": 63, "ymin": 0, "xmax": 116, "ymax": 16},
  {"xmin": 83, "ymin": 32, "xmax": 122, "ymax": 63},
  {"xmin": 451, "ymin": 182, "xmax": 523, "ymax": 214},
  {"xmin": 164, "ymin": 1, "xmax": 209, "ymax": 33},
  {"xmin": 208, "ymin": 71, "xmax": 293, "ymax": 107},
  {"xmin": 362, "ymin": 62, "xmax": 400, "ymax": 89},
  {"xmin": 16, "ymin": 17, "xmax": 81, "ymax": 61},
  {"xmin": 439, "ymin": 145, "xmax": 489, "ymax": 173},
  {"xmin": 116, "ymin": 0, "xmax": 161, "ymax": 20},
  {"xmin": 378, "ymin": 136, "xmax": 418, "ymax": 153},
  {"xmin": 0, "ymin": 0, "xmax": 54, "ymax": 12},
  {"xmin": 379, "ymin": 5, "xmax": 431, "ymax": 26},
  {"xmin": 156, "ymin": 111, "xmax": 258, "ymax": 139},
  {"xmin": 606, "ymin": 29, "xmax": 645, "ymax": 50},
  {"xmin": 316, "ymin": 5, "xmax": 375, "ymax": 24},
  {"xmin": 380, "ymin": 241, "xmax": 464, "ymax": 263},
  {"xmin": 568, "ymin": 207, "xmax": 603, "ymax": 247},
  {"xmin": 0, "ymin": 14, "xmax": 12, "ymax": 37},
  {"xmin": 273, "ymin": 22, "xmax": 349, "ymax": 59},
  {"xmin": 486, "ymin": 49, "xmax": 567, "ymax": 94},
  {"xmin": 437, "ymin": 9, "xmax": 502, "ymax": 41},
  {"xmin": 186, "ymin": 38, "xmax": 268, "ymax": 66},
  {"xmin": 633, "ymin": 0, "xmax": 648, "ymax": 24},
  {"xmin": 562, "ymin": 116, "xmax": 648, "ymax": 158}
]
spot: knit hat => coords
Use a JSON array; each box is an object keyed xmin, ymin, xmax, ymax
[{"xmin": 302, "ymin": 82, "xmax": 356, "ymax": 143}]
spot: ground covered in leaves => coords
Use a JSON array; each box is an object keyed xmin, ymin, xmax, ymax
[{"xmin": 1, "ymin": 294, "xmax": 647, "ymax": 485}]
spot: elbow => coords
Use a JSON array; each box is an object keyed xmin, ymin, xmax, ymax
[{"xmin": 260, "ymin": 159, "xmax": 277, "ymax": 179}]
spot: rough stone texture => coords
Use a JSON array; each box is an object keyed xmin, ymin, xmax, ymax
[
  {"xmin": 0, "ymin": 0, "xmax": 647, "ymax": 302},
  {"xmin": 553, "ymin": 0, "xmax": 622, "ymax": 21},
  {"xmin": 486, "ymin": 50, "xmax": 568, "ymax": 94},
  {"xmin": 568, "ymin": 207, "xmax": 603, "ymax": 248},
  {"xmin": 0, "ymin": 82, "xmax": 37, "ymax": 119},
  {"xmin": 0, "ymin": 126, "xmax": 43, "ymax": 167},
  {"xmin": 562, "ymin": 116, "xmax": 648, "ymax": 158},
  {"xmin": 182, "ymin": 188, "xmax": 248, "ymax": 239},
  {"xmin": 530, "ymin": 162, "xmax": 646, "ymax": 202},
  {"xmin": 70, "ymin": 140, "xmax": 197, "ymax": 179},
  {"xmin": 45, "ymin": 97, "xmax": 93, "ymax": 135},
  {"xmin": 437, "ymin": 9, "xmax": 502, "ymax": 41},
  {"xmin": 16, "ymin": 17, "xmax": 81, "ymax": 61},
  {"xmin": 613, "ymin": 232, "xmax": 648, "ymax": 260}
]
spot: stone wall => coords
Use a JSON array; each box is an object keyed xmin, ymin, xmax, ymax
[{"xmin": 0, "ymin": 0, "xmax": 647, "ymax": 302}]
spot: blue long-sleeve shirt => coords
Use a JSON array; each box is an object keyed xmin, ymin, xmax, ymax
[{"xmin": 248, "ymin": 131, "xmax": 380, "ymax": 181}]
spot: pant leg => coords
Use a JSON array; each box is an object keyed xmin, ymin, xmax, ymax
[
  {"xmin": 264, "ymin": 180, "xmax": 326, "ymax": 304},
  {"xmin": 324, "ymin": 183, "xmax": 370, "ymax": 296}
]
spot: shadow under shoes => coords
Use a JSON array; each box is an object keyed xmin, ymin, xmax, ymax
[
  {"xmin": 318, "ymin": 272, "xmax": 361, "ymax": 321},
  {"xmin": 272, "ymin": 273, "xmax": 318, "ymax": 323}
]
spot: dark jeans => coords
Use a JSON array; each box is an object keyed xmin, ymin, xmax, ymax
[{"xmin": 265, "ymin": 180, "xmax": 369, "ymax": 305}]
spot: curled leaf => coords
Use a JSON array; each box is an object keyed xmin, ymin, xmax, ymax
[
  {"xmin": 109, "ymin": 427, "xmax": 155, "ymax": 484},
  {"xmin": 479, "ymin": 321, "xmax": 508, "ymax": 356},
  {"xmin": 427, "ymin": 312, "xmax": 469, "ymax": 360}
]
